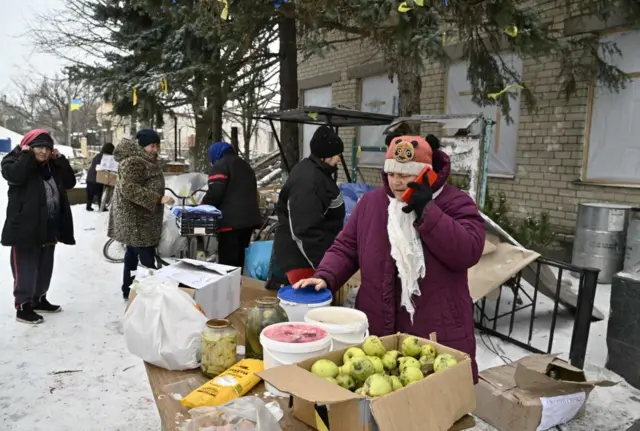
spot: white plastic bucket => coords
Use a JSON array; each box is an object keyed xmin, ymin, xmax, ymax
[
  {"xmin": 259, "ymin": 322, "xmax": 333, "ymax": 396},
  {"xmin": 304, "ymin": 307, "xmax": 369, "ymax": 351},
  {"xmin": 278, "ymin": 297, "xmax": 333, "ymax": 322}
]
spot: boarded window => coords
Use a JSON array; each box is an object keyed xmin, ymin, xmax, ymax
[
  {"xmin": 446, "ymin": 55, "xmax": 523, "ymax": 176},
  {"xmin": 585, "ymin": 30, "xmax": 640, "ymax": 184},
  {"xmin": 302, "ymin": 86, "xmax": 332, "ymax": 160},
  {"xmin": 358, "ymin": 74, "xmax": 399, "ymax": 167}
]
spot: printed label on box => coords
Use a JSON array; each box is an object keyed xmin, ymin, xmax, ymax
[
  {"xmin": 537, "ymin": 392, "xmax": 586, "ymax": 431},
  {"xmin": 608, "ymin": 209, "xmax": 626, "ymax": 232}
]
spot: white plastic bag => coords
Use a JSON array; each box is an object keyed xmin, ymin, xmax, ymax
[
  {"xmin": 123, "ymin": 276, "xmax": 208, "ymax": 370},
  {"xmin": 180, "ymin": 397, "xmax": 283, "ymax": 431}
]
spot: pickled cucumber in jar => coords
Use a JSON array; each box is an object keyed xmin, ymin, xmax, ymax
[
  {"xmin": 245, "ymin": 297, "xmax": 289, "ymax": 360},
  {"xmin": 201, "ymin": 319, "xmax": 238, "ymax": 378}
]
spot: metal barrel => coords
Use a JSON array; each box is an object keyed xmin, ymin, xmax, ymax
[
  {"xmin": 571, "ymin": 203, "xmax": 631, "ymax": 284},
  {"xmin": 624, "ymin": 208, "xmax": 640, "ymax": 272}
]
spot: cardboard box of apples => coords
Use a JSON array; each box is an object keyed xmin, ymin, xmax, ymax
[{"xmin": 259, "ymin": 333, "xmax": 476, "ymax": 431}]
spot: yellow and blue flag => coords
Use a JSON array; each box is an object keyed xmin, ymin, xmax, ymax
[{"xmin": 70, "ymin": 99, "xmax": 84, "ymax": 112}]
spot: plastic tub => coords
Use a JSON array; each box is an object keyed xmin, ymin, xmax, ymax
[
  {"xmin": 260, "ymin": 322, "xmax": 332, "ymax": 396},
  {"xmin": 277, "ymin": 285, "xmax": 333, "ymax": 322},
  {"xmin": 304, "ymin": 306, "xmax": 369, "ymax": 351}
]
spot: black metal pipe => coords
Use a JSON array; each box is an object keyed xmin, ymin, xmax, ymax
[
  {"xmin": 174, "ymin": 116, "xmax": 178, "ymax": 161},
  {"xmin": 268, "ymin": 119, "xmax": 290, "ymax": 173},
  {"xmin": 569, "ymin": 267, "xmax": 600, "ymax": 369}
]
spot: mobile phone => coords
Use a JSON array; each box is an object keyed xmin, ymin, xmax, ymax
[{"xmin": 401, "ymin": 166, "xmax": 438, "ymax": 203}]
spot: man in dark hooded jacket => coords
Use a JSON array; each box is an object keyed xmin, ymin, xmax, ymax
[
  {"xmin": 1, "ymin": 129, "xmax": 76, "ymax": 324},
  {"xmin": 202, "ymin": 142, "xmax": 261, "ymax": 267}
]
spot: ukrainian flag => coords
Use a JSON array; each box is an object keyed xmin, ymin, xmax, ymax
[{"xmin": 70, "ymin": 99, "xmax": 84, "ymax": 112}]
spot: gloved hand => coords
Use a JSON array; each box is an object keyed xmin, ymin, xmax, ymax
[
  {"xmin": 51, "ymin": 149, "xmax": 61, "ymax": 159},
  {"xmin": 402, "ymin": 173, "xmax": 433, "ymax": 218}
]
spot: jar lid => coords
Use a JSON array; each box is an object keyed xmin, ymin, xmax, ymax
[
  {"xmin": 206, "ymin": 319, "xmax": 231, "ymax": 329},
  {"xmin": 277, "ymin": 285, "xmax": 333, "ymax": 304}
]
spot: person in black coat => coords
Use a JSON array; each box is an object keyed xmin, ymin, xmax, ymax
[
  {"xmin": 85, "ymin": 142, "xmax": 115, "ymax": 211},
  {"xmin": 273, "ymin": 125, "xmax": 346, "ymax": 285},
  {"xmin": 1, "ymin": 129, "xmax": 76, "ymax": 324},
  {"xmin": 202, "ymin": 142, "xmax": 261, "ymax": 268}
]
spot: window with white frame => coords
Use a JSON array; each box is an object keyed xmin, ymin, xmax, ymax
[
  {"xmin": 302, "ymin": 86, "xmax": 332, "ymax": 159},
  {"xmin": 585, "ymin": 30, "xmax": 640, "ymax": 184},
  {"xmin": 446, "ymin": 54, "xmax": 523, "ymax": 176},
  {"xmin": 358, "ymin": 74, "xmax": 399, "ymax": 166}
]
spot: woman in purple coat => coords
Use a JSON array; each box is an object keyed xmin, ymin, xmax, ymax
[{"xmin": 294, "ymin": 134, "xmax": 485, "ymax": 382}]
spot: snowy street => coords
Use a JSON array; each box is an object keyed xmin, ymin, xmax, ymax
[
  {"xmin": 0, "ymin": 177, "xmax": 160, "ymax": 430},
  {"xmin": 0, "ymin": 174, "xmax": 639, "ymax": 430}
]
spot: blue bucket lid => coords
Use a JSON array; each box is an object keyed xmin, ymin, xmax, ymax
[{"xmin": 277, "ymin": 285, "xmax": 333, "ymax": 304}]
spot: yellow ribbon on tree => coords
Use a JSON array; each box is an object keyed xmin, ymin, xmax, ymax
[
  {"xmin": 133, "ymin": 88, "xmax": 138, "ymax": 106},
  {"xmin": 398, "ymin": 0, "xmax": 424, "ymax": 13},
  {"xmin": 220, "ymin": 0, "xmax": 229, "ymax": 20},
  {"xmin": 160, "ymin": 79, "xmax": 168, "ymax": 94},
  {"xmin": 488, "ymin": 84, "xmax": 524, "ymax": 99},
  {"xmin": 504, "ymin": 26, "xmax": 518, "ymax": 37},
  {"xmin": 307, "ymin": 112, "xmax": 319, "ymax": 121}
]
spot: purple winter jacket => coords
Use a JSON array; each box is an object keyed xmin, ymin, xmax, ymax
[{"xmin": 314, "ymin": 150, "xmax": 485, "ymax": 383}]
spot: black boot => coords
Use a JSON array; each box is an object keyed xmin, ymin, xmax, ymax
[
  {"xmin": 16, "ymin": 303, "xmax": 44, "ymax": 324},
  {"xmin": 86, "ymin": 203, "xmax": 94, "ymax": 211},
  {"xmin": 33, "ymin": 296, "xmax": 62, "ymax": 313}
]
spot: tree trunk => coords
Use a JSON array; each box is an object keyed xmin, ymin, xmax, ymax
[
  {"xmin": 191, "ymin": 107, "xmax": 213, "ymax": 173},
  {"xmin": 278, "ymin": 13, "xmax": 299, "ymax": 171},
  {"xmin": 392, "ymin": 48, "xmax": 422, "ymax": 135}
]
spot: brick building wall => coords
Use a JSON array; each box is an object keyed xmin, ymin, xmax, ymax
[{"xmin": 296, "ymin": 2, "xmax": 636, "ymax": 240}]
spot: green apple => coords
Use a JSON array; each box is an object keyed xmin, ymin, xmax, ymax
[
  {"xmin": 390, "ymin": 375, "xmax": 403, "ymax": 391},
  {"xmin": 367, "ymin": 356, "xmax": 384, "ymax": 374},
  {"xmin": 399, "ymin": 357, "xmax": 421, "ymax": 373},
  {"xmin": 434, "ymin": 353, "xmax": 458, "ymax": 372},
  {"xmin": 363, "ymin": 374, "xmax": 393, "ymax": 397},
  {"xmin": 338, "ymin": 361, "xmax": 354, "ymax": 376},
  {"xmin": 343, "ymin": 347, "xmax": 366, "ymax": 364},
  {"xmin": 324, "ymin": 377, "xmax": 338, "ymax": 384},
  {"xmin": 362, "ymin": 335, "xmax": 386, "ymax": 357},
  {"xmin": 420, "ymin": 344, "xmax": 437, "ymax": 361},
  {"xmin": 401, "ymin": 336, "xmax": 422, "ymax": 357},
  {"xmin": 400, "ymin": 366, "xmax": 424, "ymax": 386},
  {"xmin": 335, "ymin": 373, "xmax": 356, "ymax": 390},
  {"xmin": 382, "ymin": 350, "xmax": 400, "ymax": 371},
  {"xmin": 311, "ymin": 359, "xmax": 339, "ymax": 378},
  {"xmin": 350, "ymin": 356, "xmax": 376, "ymax": 383}
]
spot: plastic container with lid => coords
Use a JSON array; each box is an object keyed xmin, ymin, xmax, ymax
[
  {"xmin": 259, "ymin": 322, "xmax": 332, "ymax": 396},
  {"xmin": 277, "ymin": 285, "xmax": 333, "ymax": 322},
  {"xmin": 304, "ymin": 306, "xmax": 369, "ymax": 351}
]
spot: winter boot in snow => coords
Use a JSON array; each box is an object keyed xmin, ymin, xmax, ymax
[
  {"xmin": 33, "ymin": 296, "xmax": 62, "ymax": 313},
  {"xmin": 16, "ymin": 303, "xmax": 44, "ymax": 324}
]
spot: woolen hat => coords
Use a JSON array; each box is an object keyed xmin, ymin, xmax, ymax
[
  {"xmin": 29, "ymin": 133, "xmax": 54, "ymax": 150},
  {"xmin": 383, "ymin": 135, "xmax": 433, "ymax": 176},
  {"xmin": 136, "ymin": 129, "xmax": 161, "ymax": 148},
  {"xmin": 310, "ymin": 126, "xmax": 344, "ymax": 159}
]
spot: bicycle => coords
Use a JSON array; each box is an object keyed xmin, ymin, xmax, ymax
[
  {"xmin": 100, "ymin": 184, "xmax": 114, "ymax": 212},
  {"xmin": 102, "ymin": 188, "xmax": 221, "ymax": 263}
]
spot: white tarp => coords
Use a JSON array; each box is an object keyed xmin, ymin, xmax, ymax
[
  {"xmin": 585, "ymin": 29, "xmax": 640, "ymax": 182},
  {"xmin": 440, "ymin": 136, "xmax": 483, "ymax": 202},
  {"xmin": 358, "ymin": 74, "xmax": 399, "ymax": 166},
  {"xmin": 446, "ymin": 55, "xmax": 522, "ymax": 176},
  {"xmin": 0, "ymin": 126, "xmax": 24, "ymax": 145}
]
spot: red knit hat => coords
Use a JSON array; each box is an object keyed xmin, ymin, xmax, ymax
[{"xmin": 383, "ymin": 135, "xmax": 433, "ymax": 176}]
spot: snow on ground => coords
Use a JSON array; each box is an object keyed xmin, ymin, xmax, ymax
[
  {"xmin": 0, "ymin": 172, "xmax": 638, "ymax": 430},
  {"xmin": 0, "ymin": 178, "xmax": 159, "ymax": 430}
]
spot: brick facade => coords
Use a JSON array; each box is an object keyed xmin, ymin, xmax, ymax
[{"xmin": 296, "ymin": 2, "xmax": 637, "ymax": 240}]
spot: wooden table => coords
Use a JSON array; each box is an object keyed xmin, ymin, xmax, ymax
[{"xmin": 144, "ymin": 277, "xmax": 313, "ymax": 431}]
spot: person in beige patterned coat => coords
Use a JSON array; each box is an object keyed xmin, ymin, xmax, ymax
[{"xmin": 107, "ymin": 130, "xmax": 174, "ymax": 300}]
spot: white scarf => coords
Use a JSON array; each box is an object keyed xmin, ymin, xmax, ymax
[
  {"xmin": 387, "ymin": 196, "xmax": 426, "ymax": 324},
  {"xmin": 386, "ymin": 189, "xmax": 443, "ymax": 324}
]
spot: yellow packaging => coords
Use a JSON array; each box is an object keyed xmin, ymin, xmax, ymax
[{"xmin": 181, "ymin": 359, "xmax": 264, "ymax": 409}]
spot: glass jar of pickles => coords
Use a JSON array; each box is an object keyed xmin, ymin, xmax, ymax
[
  {"xmin": 245, "ymin": 297, "xmax": 289, "ymax": 360},
  {"xmin": 201, "ymin": 319, "xmax": 238, "ymax": 378}
]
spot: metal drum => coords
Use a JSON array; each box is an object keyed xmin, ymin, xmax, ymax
[
  {"xmin": 624, "ymin": 208, "xmax": 640, "ymax": 272},
  {"xmin": 571, "ymin": 203, "xmax": 631, "ymax": 284}
]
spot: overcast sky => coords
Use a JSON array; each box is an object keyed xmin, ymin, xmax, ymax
[{"xmin": 1, "ymin": 0, "xmax": 66, "ymax": 95}]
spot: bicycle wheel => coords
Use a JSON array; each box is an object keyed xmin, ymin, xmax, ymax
[
  {"xmin": 260, "ymin": 221, "xmax": 279, "ymax": 241},
  {"xmin": 103, "ymin": 238, "xmax": 126, "ymax": 263},
  {"xmin": 100, "ymin": 185, "xmax": 113, "ymax": 212}
]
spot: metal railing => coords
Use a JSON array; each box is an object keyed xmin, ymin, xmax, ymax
[{"xmin": 474, "ymin": 256, "xmax": 600, "ymax": 369}]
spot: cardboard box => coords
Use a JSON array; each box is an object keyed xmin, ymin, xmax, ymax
[
  {"xmin": 258, "ymin": 333, "xmax": 476, "ymax": 431},
  {"xmin": 153, "ymin": 259, "xmax": 241, "ymax": 319},
  {"xmin": 96, "ymin": 170, "xmax": 117, "ymax": 186},
  {"xmin": 474, "ymin": 354, "xmax": 616, "ymax": 431}
]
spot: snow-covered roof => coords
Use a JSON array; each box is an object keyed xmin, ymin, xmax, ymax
[{"xmin": 0, "ymin": 126, "xmax": 24, "ymax": 145}]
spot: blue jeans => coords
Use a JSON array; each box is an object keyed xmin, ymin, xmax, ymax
[{"xmin": 122, "ymin": 245, "xmax": 157, "ymax": 298}]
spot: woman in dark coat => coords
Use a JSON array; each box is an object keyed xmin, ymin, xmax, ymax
[{"xmin": 86, "ymin": 142, "xmax": 114, "ymax": 211}]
